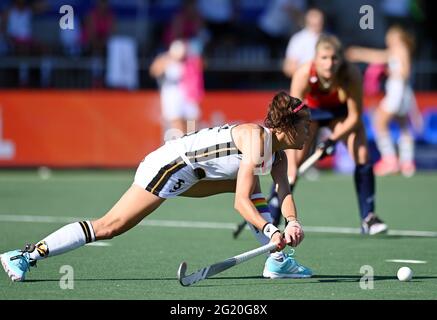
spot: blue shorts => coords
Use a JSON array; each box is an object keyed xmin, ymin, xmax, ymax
[{"xmin": 309, "ymin": 105, "xmax": 348, "ymax": 127}]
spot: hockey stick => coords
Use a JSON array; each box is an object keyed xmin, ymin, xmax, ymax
[
  {"xmin": 232, "ymin": 220, "xmax": 248, "ymax": 239},
  {"xmin": 177, "ymin": 242, "xmax": 277, "ymax": 286},
  {"xmin": 297, "ymin": 148, "xmax": 324, "ymax": 175},
  {"xmin": 232, "ymin": 148, "xmax": 325, "ymax": 239}
]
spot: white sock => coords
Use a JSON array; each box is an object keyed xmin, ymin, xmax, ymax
[
  {"xmin": 376, "ymin": 132, "xmax": 396, "ymax": 158},
  {"xmin": 29, "ymin": 221, "xmax": 95, "ymax": 260},
  {"xmin": 249, "ymin": 193, "xmax": 285, "ymax": 261},
  {"xmin": 398, "ymin": 134, "xmax": 414, "ymax": 163}
]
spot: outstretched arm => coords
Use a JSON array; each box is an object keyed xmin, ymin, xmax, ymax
[
  {"xmin": 283, "ymin": 58, "xmax": 300, "ymax": 78},
  {"xmin": 234, "ymin": 126, "xmax": 285, "ymax": 251},
  {"xmin": 290, "ymin": 62, "xmax": 311, "ymax": 99},
  {"xmin": 329, "ymin": 65, "xmax": 363, "ymax": 142},
  {"xmin": 270, "ymin": 151, "xmax": 304, "ymax": 247},
  {"xmin": 149, "ymin": 53, "xmax": 171, "ymax": 78},
  {"xmin": 346, "ymin": 46, "xmax": 388, "ymax": 64}
]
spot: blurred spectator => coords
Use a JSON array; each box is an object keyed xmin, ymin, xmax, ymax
[
  {"xmin": 282, "ymin": 7, "xmax": 324, "ymax": 78},
  {"xmin": 59, "ymin": 15, "xmax": 82, "ymax": 57},
  {"xmin": 257, "ymin": 0, "xmax": 306, "ymax": 59},
  {"xmin": 347, "ymin": 25, "xmax": 421, "ymax": 177},
  {"xmin": 2, "ymin": 0, "xmax": 48, "ymax": 86},
  {"xmin": 106, "ymin": 35, "xmax": 138, "ymax": 90},
  {"xmin": 163, "ymin": 0, "xmax": 207, "ymax": 50},
  {"xmin": 3, "ymin": 0, "xmax": 46, "ymax": 56},
  {"xmin": 83, "ymin": 0, "xmax": 115, "ymax": 57},
  {"xmin": 150, "ymin": 39, "xmax": 204, "ymax": 140},
  {"xmin": 196, "ymin": 0, "xmax": 237, "ymax": 54},
  {"xmin": 83, "ymin": 0, "xmax": 116, "ymax": 88}
]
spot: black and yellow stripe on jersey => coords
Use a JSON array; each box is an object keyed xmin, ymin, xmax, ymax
[{"xmin": 146, "ymin": 141, "xmax": 242, "ymax": 196}]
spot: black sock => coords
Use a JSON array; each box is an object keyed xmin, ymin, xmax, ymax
[{"xmin": 354, "ymin": 163, "xmax": 375, "ymax": 220}]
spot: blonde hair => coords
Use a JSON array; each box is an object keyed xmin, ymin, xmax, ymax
[
  {"xmin": 316, "ymin": 34, "xmax": 343, "ymax": 55},
  {"xmin": 315, "ymin": 34, "xmax": 350, "ymax": 86},
  {"xmin": 387, "ymin": 25, "xmax": 415, "ymax": 55}
]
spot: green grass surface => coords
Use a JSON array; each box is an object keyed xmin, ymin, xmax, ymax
[{"xmin": 0, "ymin": 169, "xmax": 436, "ymax": 300}]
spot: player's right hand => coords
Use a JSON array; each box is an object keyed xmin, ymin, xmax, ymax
[{"xmin": 284, "ymin": 220, "xmax": 304, "ymax": 247}]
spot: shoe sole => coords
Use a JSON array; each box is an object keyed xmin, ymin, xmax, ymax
[
  {"xmin": 0, "ymin": 254, "xmax": 24, "ymax": 282},
  {"xmin": 401, "ymin": 171, "xmax": 415, "ymax": 178},
  {"xmin": 369, "ymin": 225, "xmax": 388, "ymax": 235},
  {"xmin": 263, "ymin": 271, "xmax": 312, "ymax": 279}
]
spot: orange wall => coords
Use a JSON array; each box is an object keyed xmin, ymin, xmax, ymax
[
  {"xmin": 0, "ymin": 91, "xmax": 163, "ymax": 167},
  {"xmin": 0, "ymin": 90, "xmax": 436, "ymax": 167}
]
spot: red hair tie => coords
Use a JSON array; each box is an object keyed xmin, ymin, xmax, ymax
[{"xmin": 292, "ymin": 102, "xmax": 305, "ymax": 113}]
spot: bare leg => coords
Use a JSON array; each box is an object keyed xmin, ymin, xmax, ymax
[
  {"xmin": 337, "ymin": 120, "xmax": 386, "ymax": 233},
  {"xmin": 171, "ymin": 119, "xmax": 187, "ymax": 135},
  {"xmin": 0, "ymin": 185, "xmax": 166, "ymax": 282},
  {"xmin": 374, "ymin": 106, "xmax": 395, "ymax": 142},
  {"xmin": 163, "ymin": 118, "xmax": 187, "ymax": 141},
  {"xmin": 92, "ymin": 185, "xmax": 165, "ymax": 240},
  {"xmin": 373, "ymin": 106, "xmax": 399, "ymax": 175},
  {"xmin": 397, "ymin": 115, "xmax": 416, "ymax": 177},
  {"xmin": 344, "ymin": 121, "xmax": 369, "ymax": 165}
]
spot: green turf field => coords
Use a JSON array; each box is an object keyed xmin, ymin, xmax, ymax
[{"xmin": 0, "ymin": 169, "xmax": 436, "ymax": 300}]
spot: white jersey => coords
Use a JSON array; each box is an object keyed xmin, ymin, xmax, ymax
[
  {"xmin": 382, "ymin": 55, "xmax": 416, "ymax": 116},
  {"xmin": 285, "ymin": 28, "xmax": 319, "ymax": 66},
  {"xmin": 159, "ymin": 60, "xmax": 200, "ymax": 121},
  {"xmin": 134, "ymin": 124, "xmax": 275, "ymax": 198}
]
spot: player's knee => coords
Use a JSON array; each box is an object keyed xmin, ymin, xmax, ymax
[{"xmin": 92, "ymin": 218, "xmax": 123, "ymax": 240}]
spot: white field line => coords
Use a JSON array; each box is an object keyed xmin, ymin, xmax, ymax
[
  {"xmin": 385, "ymin": 259, "xmax": 427, "ymax": 264},
  {"xmin": 0, "ymin": 214, "xmax": 436, "ymax": 238},
  {"xmin": 86, "ymin": 242, "xmax": 112, "ymax": 247}
]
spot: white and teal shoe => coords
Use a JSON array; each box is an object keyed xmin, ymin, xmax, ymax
[
  {"xmin": 263, "ymin": 250, "xmax": 312, "ymax": 279},
  {"xmin": 1, "ymin": 245, "xmax": 36, "ymax": 282}
]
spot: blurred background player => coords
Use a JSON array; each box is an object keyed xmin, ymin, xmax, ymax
[
  {"xmin": 1, "ymin": 92, "xmax": 312, "ymax": 282},
  {"xmin": 240, "ymin": 7, "xmax": 324, "ymax": 231},
  {"xmin": 270, "ymin": 34, "xmax": 388, "ymax": 235},
  {"xmin": 346, "ymin": 25, "xmax": 420, "ymax": 177},
  {"xmin": 150, "ymin": 39, "xmax": 204, "ymax": 140},
  {"xmin": 233, "ymin": 7, "xmax": 325, "ymax": 234},
  {"xmin": 256, "ymin": 0, "xmax": 306, "ymax": 60},
  {"xmin": 282, "ymin": 7, "xmax": 324, "ymax": 78}
]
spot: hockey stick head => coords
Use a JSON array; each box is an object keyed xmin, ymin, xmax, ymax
[{"xmin": 177, "ymin": 261, "xmax": 189, "ymax": 286}]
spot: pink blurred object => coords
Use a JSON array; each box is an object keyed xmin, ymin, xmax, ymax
[
  {"xmin": 363, "ymin": 63, "xmax": 386, "ymax": 96},
  {"xmin": 182, "ymin": 56, "xmax": 204, "ymax": 103},
  {"xmin": 374, "ymin": 156, "xmax": 399, "ymax": 176}
]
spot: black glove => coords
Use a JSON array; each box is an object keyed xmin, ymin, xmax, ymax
[{"xmin": 317, "ymin": 138, "xmax": 336, "ymax": 159}]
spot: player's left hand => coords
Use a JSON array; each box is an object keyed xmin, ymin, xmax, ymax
[
  {"xmin": 317, "ymin": 138, "xmax": 336, "ymax": 159},
  {"xmin": 270, "ymin": 231, "xmax": 286, "ymax": 252},
  {"xmin": 284, "ymin": 220, "xmax": 304, "ymax": 247}
]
